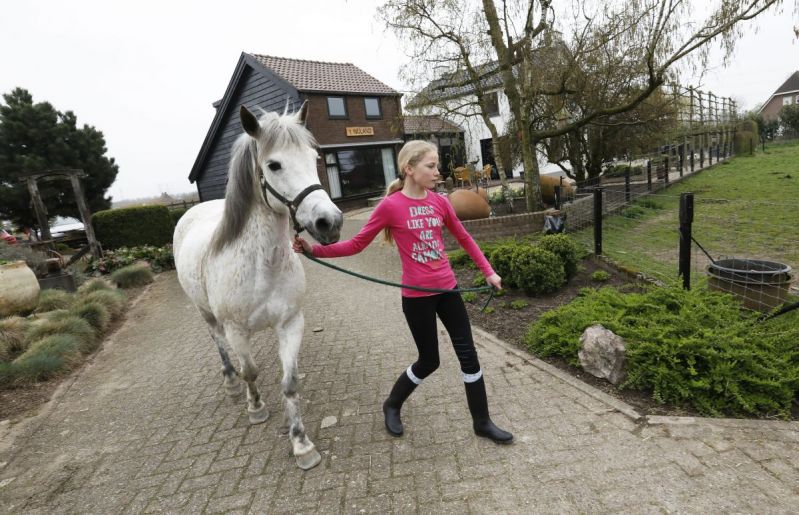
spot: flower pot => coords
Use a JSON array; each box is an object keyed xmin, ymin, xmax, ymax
[{"xmin": 0, "ymin": 260, "xmax": 41, "ymax": 316}]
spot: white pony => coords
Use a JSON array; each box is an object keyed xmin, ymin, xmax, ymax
[{"xmin": 173, "ymin": 104, "xmax": 343, "ymax": 470}]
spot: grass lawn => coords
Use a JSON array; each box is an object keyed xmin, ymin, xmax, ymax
[{"xmin": 571, "ymin": 140, "xmax": 799, "ymax": 285}]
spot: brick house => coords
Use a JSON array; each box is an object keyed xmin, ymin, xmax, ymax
[
  {"xmin": 757, "ymin": 71, "xmax": 799, "ymax": 121},
  {"xmin": 188, "ymin": 53, "xmax": 404, "ymax": 207}
]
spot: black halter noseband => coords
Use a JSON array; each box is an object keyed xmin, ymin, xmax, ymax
[{"xmin": 260, "ymin": 173, "xmax": 323, "ymax": 235}]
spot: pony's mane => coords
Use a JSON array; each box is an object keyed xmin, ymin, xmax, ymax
[{"xmin": 212, "ymin": 110, "xmax": 317, "ymax": 253}]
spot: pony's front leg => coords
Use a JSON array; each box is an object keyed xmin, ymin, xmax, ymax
[
  {"xmin": 278, "ymin": 312, "xmax": 321, "ymax": 470},
  {"xmin": 224, "ymin": 325, "xmax": 269, "ymax": 424}
]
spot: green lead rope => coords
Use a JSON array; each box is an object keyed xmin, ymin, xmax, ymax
[{"xmin": 301, "ymin": 251, "xmax": 497, "ymax": 311}]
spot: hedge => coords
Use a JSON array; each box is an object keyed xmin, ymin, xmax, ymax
[{"xmin": 93, "ymin": 205, "xmax": 174, "ymax": 249}]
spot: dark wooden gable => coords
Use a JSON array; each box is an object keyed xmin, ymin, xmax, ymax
[{"xmin": 189, "ymin": 53, "xmax": 301, "ymax": 201}]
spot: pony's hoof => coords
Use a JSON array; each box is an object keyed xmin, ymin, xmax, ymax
[
  {"xmin": 295, "ymin": 447, "xmax": 322, "ymax": 470},
  {"xmin": 224, "ymin": 377, "xmax": 245, "ymax": 397},
  {"xmin": 247, "ymin": 402, "xmax": 269, "ymax": 424}
]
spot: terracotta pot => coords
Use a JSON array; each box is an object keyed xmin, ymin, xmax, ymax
[
  {"xmin": 540, "ymin": 175, "xmax": 576, "ymax": 203},
  {"xmin": 448, "ymin": 189, "xmax": 491, "ymax": 220},
  {"xmin": 0, "ymin": 261, "xmax": 40, "ymax": 316}
]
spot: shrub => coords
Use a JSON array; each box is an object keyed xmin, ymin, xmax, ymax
[
  {"xmin": 86, "ymin": 245, "xmax": 174, "ymax": 275},
  {"xmin": 10, "ymin": 334, "xmax": 84, "ymax": 384},
  {"xmin": 471, "ymin": 275, "xmax": 487, "ymax": 287},
  {"xmin": 93, "ymin": 205, "xmax": 174, "ymax": 249},
  {"xmin": 525, "ymin": 286, "xmax": 799, "ymax": 418},
  {"xmin": 447, "ymin": 249, "xmax": 474, "ymax": 269},
  {"xmin": 17, "ymin": 334, "xmax": 83, "ymax": 368},
  {"xmin": 77, "ymin": 278, "xmax": 115, "ymax": 296},
  {"xmin": 591, "ymin": 270, "xmax": 611, "ymax": 282},
  {"xmin": 26, "ymin": 316, "xmax": 95, "ymax": 354},
  {"xmin": 493, "ymin": 289, "xmax": 506, "ymax": 297},
  {"xmin": 169, "ymin": 207, "xmax": 189, "ymax": 227},
  {"xmin": 111, "ymin": 264, "xmax": 154, "ymax": 289},
  {"xmin": 508, "ymin": 300, "xmax": 529, "ymax": 310},
  {"xmin": 487, "ymin": 242, "xmax": 523, "ymax": 288},
  {"xmin": 733, "ymin": 131, "xmax": 756, "ymax": 155},
  {"xmin": 42, "ymin": 309, "xmax": 73, "ymax": 322},
  {"xmin": 0, "ymin": 316, "xmax": 30, "ymax": 361},
  {"xmin": 461, "ymin": 292, "xmax": 477, "ymax": 303},
  {"xmin": 511, "ymin": 246, "xmax": 565, "ymax": 295},
  {"xmin": 0, "ymin": 242, "xmax": 48, "ymax": 276},
  {"xmin": 538, "ymin": 234, "xmax": 582, "ymax": 281},
  {"xmin": 72, "ymin": 301, "xmax": 111, "ymax": 335},
  {"xmin": 482, "ymin": 306, "xmax": 495, "ymax": 314},
  {"xmin": 35, "ymin": 289, "xmax": 74, "ymax": 313},
  {"xmin": 82, "ymin": 290, "xmax": 127, "ymax": 320}
]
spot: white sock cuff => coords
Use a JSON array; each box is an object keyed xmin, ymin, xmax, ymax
[
  {"xmin": 462, "ymin": 369, "xmax": 483, "ymax": 383},
  {"xmin": 406, "ymin": 365, "xmax": 423, "ymax": 385}
]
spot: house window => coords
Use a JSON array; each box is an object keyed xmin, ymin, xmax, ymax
[
  {"xmin": 364, "ymin": 97, "xmax": 382, "ymax": 119},
  {"xmin": 327, "ymin": 97, "xmax": 347, "ymax": 119},
  {"xmin": 324, "ymin": 147, "xmax": 393, "ymax": 198},
  {"xmin": 484, "ymin": 92, "xmax": 500, "ymax": 117},
  {"xmin": 783, "ymin": 96, "xmax": 793, "ymax": 106}
]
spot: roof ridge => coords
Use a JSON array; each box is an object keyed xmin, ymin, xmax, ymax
[{"xmin": 249, "ymin": 53, "xmax": 354, "ymax": 67}]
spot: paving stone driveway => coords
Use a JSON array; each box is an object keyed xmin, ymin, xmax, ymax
[{"xmin": 1, "ymin": 213, "xmax": 797, "ymax": 514}]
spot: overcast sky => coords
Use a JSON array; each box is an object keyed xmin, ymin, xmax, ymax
[{"xmin": 1, "ymin": 1, "xmax": 796, "ymax": 201}]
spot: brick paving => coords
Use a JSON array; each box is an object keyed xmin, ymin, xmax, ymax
[{"xmin": 0, "ymin": 211, "xmax": 797, "ymax": 513}]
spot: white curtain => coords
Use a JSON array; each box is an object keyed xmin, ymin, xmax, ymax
[
  {"xmin": 381, "ymin": 147, "xmax": 397, "ymax": 187},
  {"xmin": 326, "ymin": 165, "xmax": 341, "ymax": 199}
]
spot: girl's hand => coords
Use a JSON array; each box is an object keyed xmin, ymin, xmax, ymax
[
  {"xmin": 486, "ymin": 273, "xmax": 502, "ymax": 290},
  {"xmin": 292, "ymin": 235, "xmax": 312, "ymax": 254}
]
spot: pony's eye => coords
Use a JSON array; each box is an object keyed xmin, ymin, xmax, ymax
[{"xmin": 267, "ymin": 161, "xmax": 282, "ymax": 172}]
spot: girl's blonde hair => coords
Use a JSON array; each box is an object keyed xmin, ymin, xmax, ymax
[{"xmin": 383, "ymin": 140, "xmax": 439, "ymax": 244}]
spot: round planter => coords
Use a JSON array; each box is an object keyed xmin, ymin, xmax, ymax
[{"xmin": 0, "ymin": 260, "xmax": 41, "ymax": 316}]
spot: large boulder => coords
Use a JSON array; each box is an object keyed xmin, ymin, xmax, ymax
[
  {"xmin": 578, "ymin": 324, "xmax": 627, "ymax": 385},
  {"xmin": 0, "ymin": 261, "xmax": 40, "ymax": 316},
  {"xmin": 448, "ymin": 189, "xmax": 491, "ymax": 220}
]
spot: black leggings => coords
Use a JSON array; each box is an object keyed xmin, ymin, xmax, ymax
[{"xmin": 401, "ymin": 291, "xmax": 480, "ymax": 379}]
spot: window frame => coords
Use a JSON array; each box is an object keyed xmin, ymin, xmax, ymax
[
  {"xmin": 783, "ymin": 95, "xmax": 793, "ymax": 106},
  {"xmin": 484, "ymin": 91, "xmax": 500, "ymax": 117},
  {"xmin": 326, "ymin": 96, "xmax": 348, "ymax": 119},
  {"xmin": 364, "ymin": 97, "xmax": 382, "ymax": 119}
]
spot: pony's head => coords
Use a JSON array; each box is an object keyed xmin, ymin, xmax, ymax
[{"xmin": 216, "ymin": 105, "xmax": 343, "ymax": 251}]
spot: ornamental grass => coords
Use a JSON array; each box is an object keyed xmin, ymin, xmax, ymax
[
  {"xmin": 35, "ymin": 289, "xmax": 74, "ymax": 313},
  {"xmin": 110, "ymin": 264, "xmax": 154, "ymax": 289},
  {"xmin": 81, "ymin": 290, "xmax": 127, "ymax": 320}
]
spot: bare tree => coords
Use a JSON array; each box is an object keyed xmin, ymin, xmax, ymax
[{"xmin": 380, "ymin": 0, "xmax": 785, "ymax": 210}]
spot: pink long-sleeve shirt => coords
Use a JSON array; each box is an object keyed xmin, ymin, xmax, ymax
[{"xmin": 312, "ymin": 190, "xmax": 495, "ymax": 297}]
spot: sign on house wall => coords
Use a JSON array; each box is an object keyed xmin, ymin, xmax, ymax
[{"xmin": 346, "ymin": 127, "xmax": 374, "ymax": 137}]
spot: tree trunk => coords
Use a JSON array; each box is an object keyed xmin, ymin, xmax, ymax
[{"xmin": 522, "ymin": 133, "xmax": 543, "ymax": 211}]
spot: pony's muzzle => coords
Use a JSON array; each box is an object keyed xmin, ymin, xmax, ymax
[{"xmin": 308, "ymin": 212, "xmax": 343, "ymax": 245}]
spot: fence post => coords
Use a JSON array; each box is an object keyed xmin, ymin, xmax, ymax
[
  {"xmin": 700, "ymin": 145, "xmax": 704, "ymax": 168},
  {"xmin": 664, "ymin": 156, "xmax": 669, "ymax": 186},
  {"xmin": 646, "ymin": 160, "xmax": 652, "ymax": 191},
  {"xmin": 690, "ymin": 144, "xmax": 695, "ymax": 172},
  {"xmin": 709, "ymin": 142, "xmax": 713, "ymax": 165},
  {"xmin": 679, "ymin": 146, "xmax": 684, "ymax": 177},
  {"xmin": 593, "ymin": 188, "xmax": 603, "ymax": 255},
  {"xmin": 678, "ymin": 192, "xmax": 694, "ymax": 290},
  {"xmin": 624, "ymin": 169, "xmax": 631, "ymax": 203},
  {"xmin": 554, "ymin": 185, "xmax": 561, "ymax": 210}
]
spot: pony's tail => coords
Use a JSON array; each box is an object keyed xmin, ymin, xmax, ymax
[{"xmin": 381, "ymin": 177, "xmax": 404, "ymax": 244}]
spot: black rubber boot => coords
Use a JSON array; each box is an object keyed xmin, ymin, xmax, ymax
[
  {"xmin": 383, "ymin": 371, "xmax": 418, "ymax": 436},
  {"xmin": 464, "ymin": 376, "xmax": 513, "ymax": 444}
]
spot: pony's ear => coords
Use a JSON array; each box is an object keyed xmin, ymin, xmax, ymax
[
  {"xmin": 240, "ymin": 105, "xmax": 260, "ymax": 137},
  {"xmin": 296, "ymin": 101, "xmax": 309, "ymax": 126}
]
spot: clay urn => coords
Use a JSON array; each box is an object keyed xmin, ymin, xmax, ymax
[
  {"xmin": 0, "ymin": 261, "xmax": 40, "ymax": 316},
  {"xmin": 448, "ymin": 189, "xmax": 491, "ymax": 220},
  {"xmin": 540, "ymin": 175, "xmax": 576, "ymax": 203}
]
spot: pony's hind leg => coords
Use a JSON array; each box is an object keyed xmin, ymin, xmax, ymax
[
  {"xmin": 224, "ymin": 324, "xmax": 269, "ymax": 424},
  {"xmin": 278, "ymin": 312, "xmax": 321, "ymax": 470},
  {"xmin": 199, "ymin": 309, "xmax": 244, "ymax": 397}
]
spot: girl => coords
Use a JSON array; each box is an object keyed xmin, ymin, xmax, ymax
[{"xmin": 293, "ymin": 140, "xmax": 512, "ymax": 444}]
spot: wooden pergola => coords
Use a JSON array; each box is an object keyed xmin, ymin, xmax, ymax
[{"xmin": 19, "ymin": 169, "xmax": 102, "ymax": 259}]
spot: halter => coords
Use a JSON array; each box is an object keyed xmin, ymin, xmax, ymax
[{"xmin": 260, "ymin": 172, "xmax": 324, "ymax": 235}]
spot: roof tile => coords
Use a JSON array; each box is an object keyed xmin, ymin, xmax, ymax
[{"xmin": 249, "ymin": 54, "xmax": 400, "ymax": 96}]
